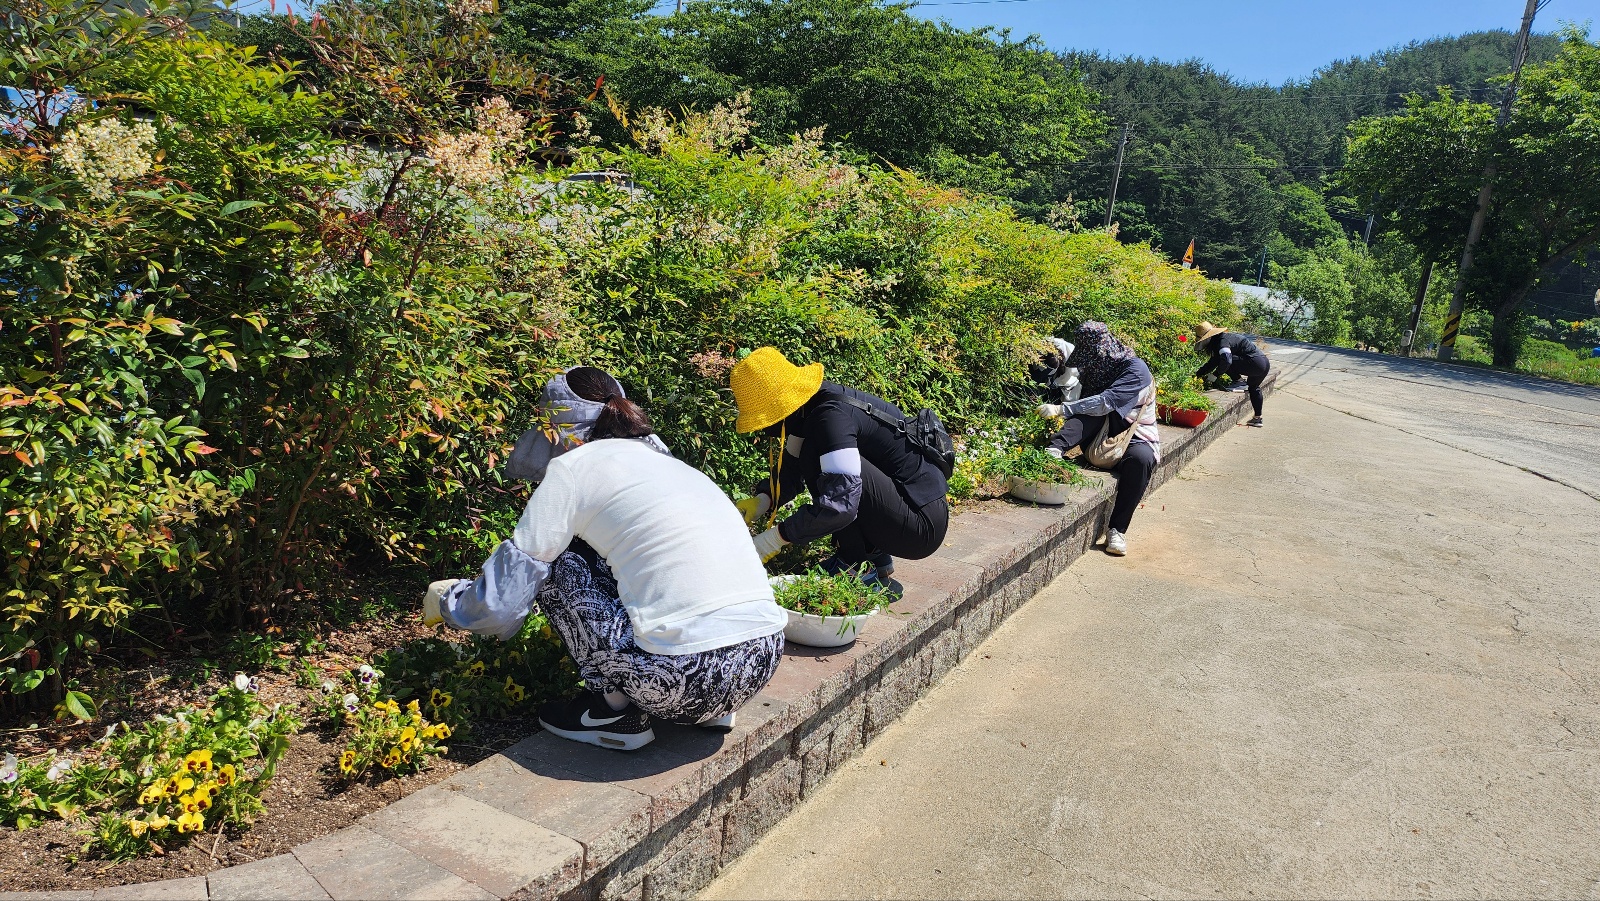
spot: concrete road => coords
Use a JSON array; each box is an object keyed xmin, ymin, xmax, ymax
[{"xmin": 703, "ymin": 346, "xmax": 1600, "ymax": 900}]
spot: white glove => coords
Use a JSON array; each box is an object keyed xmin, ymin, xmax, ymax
[
  {"xmin": 1202, "ymin": 374, "xmax": 1217, "ymax": 388},
  {"xmin": 752, "ymin": 526, "xmax": 787, "ymax": 563},
  {"xmin": 1037, "ymin": 403, "xmax": 1064, "ymax": 418},
  {"xmin": 735, "ymin": 494, "xmax": 771, "ymax": 526},
  {"xmin": 423, "ymin": 579, "xmax": 463, "ymax": 627}
]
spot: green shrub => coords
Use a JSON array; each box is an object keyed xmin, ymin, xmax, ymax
[{"xmin": 2, "ymin": 0, "xmax": 1234, "ymax": 704}]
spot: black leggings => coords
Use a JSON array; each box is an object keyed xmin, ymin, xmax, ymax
[
  {"xmin": 1047, "ymin": 414, "xmax": 1157, "ymax": 534},
  {"xmin": 811, "ymin": 458, "xmax": 949, "ymax": 565},
  {"xmin": 1231, "ymin": 357, "xmax": 1270, "ymax": 417}
]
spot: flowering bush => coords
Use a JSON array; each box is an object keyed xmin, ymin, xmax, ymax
[
  {"xmin": 337, "ymin": 698, "xmax": 449, "ymax": 779},
  {"xmin": 3, "ymin": 0, "xmax": 1231, "ymax": 712},
  {"xmin": 0, "ymin": 678, "xmax": 299, "ymax": 859}
]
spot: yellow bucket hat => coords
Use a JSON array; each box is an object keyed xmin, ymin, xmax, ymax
[
  {"xmin": 730, "ymin": 347, "xmax": 824, "ymax": 433},
  {"xmin": 1195, "ymin": 321, "xmax": 1226, "ymax": 343}
]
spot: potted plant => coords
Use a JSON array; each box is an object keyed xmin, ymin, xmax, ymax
[
  {"xmin": 1157, "ymin": 384, "xmax": 1215, "ymax": 428},
  {"xmin": 770, "ymin": 570, "xmax": 895, "ymax": 648},
  {"xmin": 996, "ymin": 446, "xmax": 1082, "ymax": 506}
]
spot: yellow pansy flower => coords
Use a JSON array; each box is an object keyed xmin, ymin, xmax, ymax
[
  {"xmin": 170, "ymin": 776, "xmax": 195, "ymax": 796},
  {"xmin": 149, "ymin": 814, "xmax": 171, "ymax": 831},
  {"xmin": 466, "ymin": 661, "xmax": 486, "ymax": 677},
  {"xmin": 434, "ymin": 723, "xmax": 452, "ymax": 740},
  {"xmin": 139, "ymin": 779, "xmax": 169, "ymax": 805},
  {"xmin": 339, "ymin": 750, "xmax": 357, "ymax": 774},
  {"xmin": 200, "ymin": 780, "xmax": 221, "ymax": 798},
  {"xmin": 184, "ymin": 749, "xmax": 214, "ymax": 773},
  {"xmin": 216, "ymin": 764, "xmax": 236, "ymax": 787},
  {"xmin": 429, "ymin": 688, "xmax": 453, "ymax": 709},
  {"xmin": 176, "ymin": 810, "xmax": 204, "ymax": 833},
  {"xmin": 381, "ymin": 749, "xmax": 401, "ymax": 768},
  {"xmin": 128, "ymin": 819, "xmax": 148, "ymax": 837},
  {"xmin": 406, "ymin": 699, "xmax": 420, "ymax": 715}
]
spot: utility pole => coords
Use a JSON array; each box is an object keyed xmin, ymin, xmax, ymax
[
  {"xmin": 1400, "ymin": 259, "xmax": 1434, "ymax": 357},
  {"xmin": 1438, "ymin": 0, "xmax": 1541, "ymax": 361},
  {"xmin": 1104, "ymin": 124, "xmax": 1132, "ymax": 228},
  {"xmin": 1255, "ymin": 246, "xmax": 1268, "ymax": 286}
]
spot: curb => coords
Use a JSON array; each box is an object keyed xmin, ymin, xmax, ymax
[{"xmin": 2, "ymin": 379, "xmax": 1270, "ymax": 901}]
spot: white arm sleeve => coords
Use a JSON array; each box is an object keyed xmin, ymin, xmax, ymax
[{"xmin": 819, "ymin": 447, "xmax": 862, "ymax": 476}]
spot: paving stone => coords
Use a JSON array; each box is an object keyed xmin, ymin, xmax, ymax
[
  {"xmin": 89, "ymin": 878, "xmax": 208, "ymax": 901},
  {"xmin": 719, "ymin": 754, "xmax": 801, "ymax": 865},
  {"xmin": 732, "ymin": 692, "xmax": 802, "ymax": 766},
  {"xmin": 444, "ymin": 745, "xmax": 650, "ymax": 880},
  {"xmin": 2, "ymin": 893, "xmax": 95, "ymax": 900},
  {"xmin": 863, "ymin": 646, "xmax": 931, "ymax": 740},
  {"xmin": 208, "ymin": 854, "xmax": 330, "ymax": 900},
  {"xmin": 892, "ymin": 556, "xmax": 982, "ymax": 633},
  {"xmin": 923, "ymin": 624, "xmax": 962, "ymax": 686},
  {"xmin": 292, "ymin": 825, "xmax": 493, "ymax": 901},
  {"xmin": 362, "ymin": 785, "xmax": 584, "ymax": 899},
  {"xmin": 823, "ymin": 701, "xmax": 866, "ymax": 773},
  {"xmin": 503, "ymin": 731, "xmax": 708, "ymax": 827},
  {"xmin": 641, "ymin": 840, "xmax": 719, "ymax": 901},
  {"xmin": 763, "ymin": 644, "xmax": 855, "ymax": 715},
  {"xmin": 797, "ymin": 732, "xmax": 832, "ymax": 800}
]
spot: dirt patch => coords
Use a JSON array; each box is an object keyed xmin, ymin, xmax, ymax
[{"xmin": 0, "ymin": 615, "xmax": 545, "ymax": 893}]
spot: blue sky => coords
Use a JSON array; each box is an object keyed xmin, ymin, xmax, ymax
[{"xmin": 908, "ymin": 0, "xmax": 1600, "ymax": 84}]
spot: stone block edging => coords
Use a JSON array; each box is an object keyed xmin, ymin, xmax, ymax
[{"xmin": 1, "ymin": 379, "xmax": 1270, "ymax": 901}]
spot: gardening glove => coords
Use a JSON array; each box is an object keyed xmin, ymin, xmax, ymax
[
  {"xmin": 1202, "ymin": 374, "xmax": 1217, "ymax": 388},
  {"xmin": 1036, "ymin": 403, "xmax": 1065, "ymax": 419},
  {"xmin": 735, "ymin": 493, "xmax": 771, "ymax": 527},
  {"xmin": 752, "ymin": 526, "xmax": 787, "ymax": 563},
  {"xmin": 422, "ymin": 579, "xmax": 463, "ymax": 627}
]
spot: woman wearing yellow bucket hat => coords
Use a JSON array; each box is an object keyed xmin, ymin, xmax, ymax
[
  {"xmin": 729, "ymin": 347, "xmax": 949, "ymax": 587},
  {"xmin": 1194, "ymin": 322, "xmax": 1269, "ymax": 427}
]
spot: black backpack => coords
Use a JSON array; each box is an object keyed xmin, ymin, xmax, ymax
[{"xmin": 840, "ymin": 396, "xmax": 956, "ymax": 480}]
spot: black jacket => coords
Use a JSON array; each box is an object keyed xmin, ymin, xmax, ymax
[{"xmin": 1196, "ymin": 333, "xmax": 1267, "ymax": 379}]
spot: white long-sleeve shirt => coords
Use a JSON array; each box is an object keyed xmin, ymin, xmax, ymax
[{"xmin": 442, "ymin": 438, "xmax": 784, "ymax": 654}]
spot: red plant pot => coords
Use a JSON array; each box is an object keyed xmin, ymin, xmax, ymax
[{"xmin": 1157, "ymin": 404, "xmax": 1208, "ymax": 428}]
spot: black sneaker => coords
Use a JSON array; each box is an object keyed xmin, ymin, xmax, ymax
[
  {"xmin": 538, "ymin": 692, "xmax": 654, "ymax": 751},
  {"xmin": 1247, "ymin": 416, "xmax": 1264, "ymax": 428},
  {"xmin": 819, "ymin": 553, "xmax": 894, "ymax": 584}
]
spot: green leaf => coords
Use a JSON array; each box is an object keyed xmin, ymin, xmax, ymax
[
  {"xmin": 220, "ymin": 200, "xmax": 267, "ymax": 217},
  {"xmin": 260, "ymin": 220, "xmax": 302, "ymax": 232},
  {"xmin": 181, "ymin": 368, "xmax": 206, "ymax": 401},
  {"xmin": 61, "ymin": 689, "xmax": 97, "ymax": 722}
]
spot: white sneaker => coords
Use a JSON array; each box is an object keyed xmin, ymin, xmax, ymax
[
  {"xmin": 1105, "ymin": 529, "xmax": 1127, "ymax": 556},
  {"xmin": 697, "ymin": 711, "xmax": 737, "ymax": 733}
]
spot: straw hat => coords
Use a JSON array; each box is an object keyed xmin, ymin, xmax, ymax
[
  {"xmin": 730, "ymin": 347, "xmax": 823, "ymax": 433},
  {"xmin": 1195, "ymin": 321, "xmax": 1226, "ymax": 344}
]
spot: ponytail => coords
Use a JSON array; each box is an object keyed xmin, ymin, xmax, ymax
[{"xmin": 591, "ymin": 393, "xmax": 654, "ymax": 440}]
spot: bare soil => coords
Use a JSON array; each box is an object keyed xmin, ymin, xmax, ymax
[{"xmin": 0, "ymin": 614, "xmax": 542, "ymax": 893}]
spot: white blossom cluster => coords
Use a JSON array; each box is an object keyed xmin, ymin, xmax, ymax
[
  {"xmin": 425, "ymin": 96, "xmax": 526, "ymax": 188},
  {"xmin": 445, "ymin": 0, "xmax": 493, "ymax": 20},
  {"xmin": 56, "ymin": 117, "xmax": 158, "ymax": 201}
]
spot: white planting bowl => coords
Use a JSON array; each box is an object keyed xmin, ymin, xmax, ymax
[
  {"xmin": 1007, "ymin": 476, "xmax": 1072, "ymax": 506},
  {"xmin": 770, "ymin": 575, "xmax": 879, "ymax": 648}
]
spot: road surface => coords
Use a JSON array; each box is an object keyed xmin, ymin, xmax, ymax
[{"xmin": 703, "ymin": 344, "xmax": 1600, "ymax": 900}]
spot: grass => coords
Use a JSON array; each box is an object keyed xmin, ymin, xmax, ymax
[{"xmin": 772, "ymin": 570, "xmax": 894, "ymax": 618}]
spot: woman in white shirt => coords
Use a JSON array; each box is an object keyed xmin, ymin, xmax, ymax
[{"xmin": 423, "ymin": 368, "xmax": 786, "ymax": 751}]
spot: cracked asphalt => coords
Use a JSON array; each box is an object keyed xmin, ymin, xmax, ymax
[{"xmin": 702, "ymin": 344, "xmax": 1600, "ymax": 900}]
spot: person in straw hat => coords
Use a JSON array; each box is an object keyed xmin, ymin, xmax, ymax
[
  {"xmin": 421, "ymin": 367, "xmax": 785, "ymax": 750},
  {"xmin": 1193, "ymin": 321, "xmax": 1269, "ymax": 427},
  {"xmin": 728, "ymin": 347, "xmax": 949, "ymax": 588}
]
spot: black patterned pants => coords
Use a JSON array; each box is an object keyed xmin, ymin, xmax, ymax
[{"xmin": 537, "ymin": 542, "xmax": 783, "ymax": 724}]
